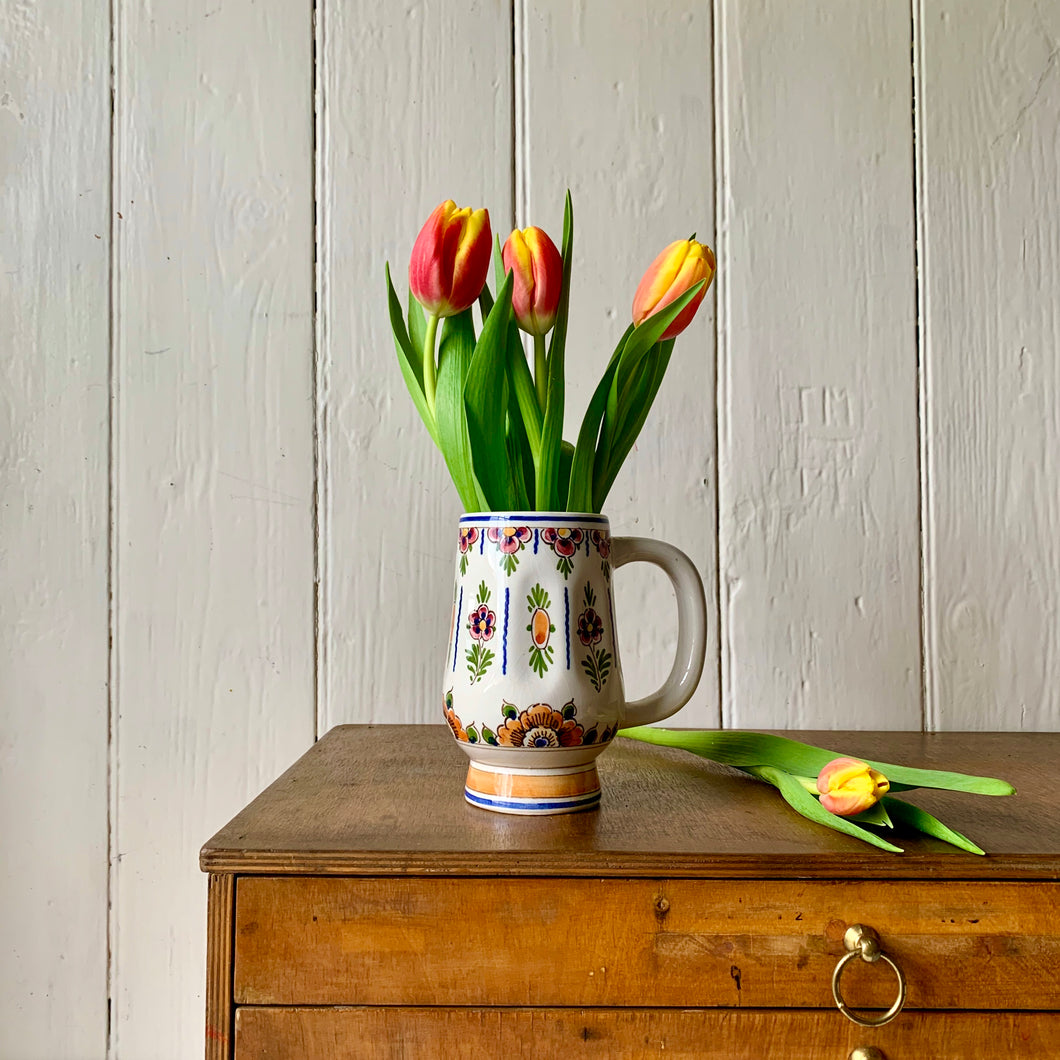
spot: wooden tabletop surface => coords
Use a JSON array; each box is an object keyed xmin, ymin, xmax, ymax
[{"xmin": 200, "ymin": 726, "xmax": 1060, "ymax": 880}]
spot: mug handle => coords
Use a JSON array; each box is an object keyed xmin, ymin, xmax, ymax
[{"xmin": 611, "ymin": 537, "xmax": 708, "ymax": 729}]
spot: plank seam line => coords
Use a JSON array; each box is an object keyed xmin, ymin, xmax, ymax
[
  {"xmin": 712, "ymin": 0, "xmax": 731, "ymax": 730},
  {"xmin": 911, "ymin": 0, "xmax": 934, "ymax": 733},
  {"xmin": 508, "ymin": 0, "xmax": 517, "ymax": 231},
  {"xmin": 106, "ymin": 0, "xmax": 123, "ymax": 1053},
  {"xmin": 512, "ymin": 0, "xmax": 529, "ymax": 227},
  {"xmin": 312, "ymin": 0, "xmax": 330, "ymax": 743}
]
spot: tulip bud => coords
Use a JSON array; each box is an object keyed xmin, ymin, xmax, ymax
[
  {"xmin": 409, "ymin": 200, "xmax": 492, "ymax": 318},
  {"xmin": 816, "ymin": 757, "xmax": 890, "ymax": 817},
  {"xmin": 501, "ymin": 226, "xmax": 563, "ymax": 336},
  {"xmin": 631, "ymin": 238, "xmax": 715, "ymax": 340}
]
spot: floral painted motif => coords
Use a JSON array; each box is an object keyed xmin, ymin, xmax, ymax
[
  {"xmin": 443, "ymin": 689, "xmax": 468, "ymax": 742},
  {"xmin": 582, "ymin": 721, "xmax": 618, "ymax": 746},
  {"xmin": 590, "ymin": 529, "xmax": 611, "ymax": 580},
  {"xmin": 468, "ymin": 604, "xmax": 496, "ymax": 641},
  {"xmin": 590, "ymin": 529, "xmax": 611, "ymax": 560},
  {"xmin": 487, "ymin": 525, "xmax": 532, "ymax": 574},
  {"xmin": 458, "ymin": 526, "xmax": 479, "ymax": 575},
  {"xmin": 541, "ymin": 526, "xmax": 585, "ymax": 579},
  {"xmin": 443, "ymin": 692, "xmax": 608, "ymax": 750},
  {"xmin": 578, "ymin": 583, "xmax": 612, "ymax": 692},
  {"xmin": 497, "ymin": 700, "xmax": 584, "ymax": 747},
  {"xmin": 526, "ymin": 583, "xmax": 555, "ymax": 677},
  {"xmin": 577, "ymin": 607, "xmax": 605, "ymax": 646},
  {"xmin": 466, "ymin": 581, "xmax": 496, "ymax": 684}
]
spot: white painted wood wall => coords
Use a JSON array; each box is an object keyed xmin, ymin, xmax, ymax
[{"xmin": 3, "ymin": 0, "xmax": 1058, "ymax": 1054}]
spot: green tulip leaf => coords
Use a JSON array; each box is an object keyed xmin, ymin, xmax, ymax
[
  {"xmin": 493, "ymin": 233, "xmax": 507, "ymax": 295},
  {"xmin": 597, "ymin": 281, "xmax": 705, "ymax": 487},
  {"xmin": 506, "ymin": 393, "xmax": 533, "ymax": 510},
  {"xmin": 618, "ymin": 727, "xmax": 1016, "ymax": 797},
  {"xmin": 557, "ymin": 440, "xmax": 575, "ymax": 510},
  {"xmin": 489, "ymin": 258, "xmax": 535, "ymax": 508},
  {"xmin": 882, "ymin": 796, "xmax": 986, "ymax": 856},
  {"xmin": 493, "ymin": 236, "xmax": 544, "ymax": 459},
  {"xmin": 849, "ymin": 800, "xmax": 893, "ymax": 829},
  {"xmin": 612, "ymin": 279, "xmax": 706, "ymax": 412},
  {"xmin": 507, "ymin": 322, "xmax": 542, "ymax": 455},
  {"xmin": 746, "ymin": 765, "xmax": 905, "ymax": 854},
  {"xmin": 593, "ymin": 338, "xmax": 676, "ymax": 510},
  {"xmin": 464, "ymin": 271, "xmax": 516, "ymax": 511},
  {"xmin": 435, "ymin": 307, "xmax": 486, "ymax": 511},
  {"xmin": 537, "ymin": 192, "xmax": 573, "ymax": 510},
  {"xmin": 566, "ymin": 324, "xmax": 633, "ymax": 513},
  {"xmin": 386, "ymin": 263, "xmax": 439, "ymax": 448},
  {"xmin": 408, "ymin": 293, "xmax": 428, "ymax": 369}
]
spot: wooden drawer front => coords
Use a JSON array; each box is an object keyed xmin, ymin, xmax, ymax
[
  {"xmin": 234, "ymin": 877, "xmax": 1059, "ymax": 1009},
  {"xmin": 234, "ymin": 1007, "xmax": 1060, "ymax": 1059}
]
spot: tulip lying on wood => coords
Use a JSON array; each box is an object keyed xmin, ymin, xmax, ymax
[{"xmin": 618, "ymin": 727, "xmax": 1015, "ymax": 855}]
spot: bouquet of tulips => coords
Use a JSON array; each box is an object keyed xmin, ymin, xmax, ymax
[{"xmin": 385, "ymin": 193, "xmax": 714, "ymax": 513}]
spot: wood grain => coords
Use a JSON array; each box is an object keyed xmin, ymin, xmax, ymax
[
  {"xmin": 320, "ymin": 1, "xmax": 513, "ymax": 731},
  {"xmin": 205, "ymin": 874, "xmax": 235, "ymax": 1060},
  {"xmin": 520, "ymin": 1, "xmax": 719, "ymax": 725},
  {"xmin": 0, "ymin": 1, "xmax": 110, "ymax": 1054},
  {"xmin": 717, "ymin": 0, "xmax": 922, "ymax": 728},
  {"xmin": 234, "ymin": 1007, "xmax": 1060, "ymax": 1059},
  {"xmin": 233, "ymin": 875, "xmax": 1060, "ymax": 1009},
  {"xmin": 919, "ymin": 0, "xmax": 1060, "ymax": 730},
  {"xmin": 201, "ymin": 726, "xmax": 1060, "ymax": 879},
  {"xmin": 112, "ymin": 1, "xmax": 316, "ymax": 1054}
]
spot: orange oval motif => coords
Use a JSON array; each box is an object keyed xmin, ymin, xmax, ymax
[{"xmin": 531, "ymin": 607, "xmax": 551, "ymax": 648}]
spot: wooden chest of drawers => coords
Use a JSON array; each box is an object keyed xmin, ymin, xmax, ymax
[{"xmin": 201, "ymin": 726, "xmax": 1060, "ymax": 1058}]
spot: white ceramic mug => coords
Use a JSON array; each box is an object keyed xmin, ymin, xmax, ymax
[{"xmin": 443, "ymin": 512, "xmax": 707, "ymax": 814}]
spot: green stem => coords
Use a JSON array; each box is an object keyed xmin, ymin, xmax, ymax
[
  {"xmin": 533, "ymin": 332, "xmax": 548, "ymax": 412},
  {"xmin": 422, "ymin": 312, "xmax": 440, "ymax": 417}
]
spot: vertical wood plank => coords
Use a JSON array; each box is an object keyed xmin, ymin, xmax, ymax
[
  {"xmin": 718, "ymin": 1, "xmax": 922, "ymax": 728},
  {"xmin": 0, "ymin": 2, "xmax": 110, "ymax": 1055},
  {"xmin": 921, "ymin": 0, "xmax": 1060, "ymax": 730},
  {"xmin": 204, "ymin": 874, "xmax": 235, "ymax": 1060},
  {"xmin": 112, "ymin": 1, "xmax": 315, "ymax": 1054},
  {"xmin": 321, "ymin": 1, "xmax": 512, "ymax": 728},
  {"xmin": 520, "ymin": 0, "xmax": 719, "ymax": 725}
]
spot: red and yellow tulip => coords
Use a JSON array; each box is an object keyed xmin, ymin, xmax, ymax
[
  {"xmin": 502, "ymin": 225, "xmax": 564, "ymax": 410},
  {"xmin": 409, "ymin": 200, "xmax": 492, "ymax": 319},
  {"xmin": 502, "ymin": 226, "xmax": 563, "ymax": 337},
  {"xmin": 631, "ymin": 238, "xmax": 715, "ymax": 339},
  {"xmin": 816, "ymin": 757, "xmax": 890, "ymax": 817}
]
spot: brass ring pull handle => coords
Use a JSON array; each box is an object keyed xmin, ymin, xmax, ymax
[{"xmin": 831, "ymin": 924, "xmax": 907, "ymax": 1028}]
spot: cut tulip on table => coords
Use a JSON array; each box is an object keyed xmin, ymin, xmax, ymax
[{"xmin": 619, "ymin": 727, "xmax": 1016, "ymax": 854}]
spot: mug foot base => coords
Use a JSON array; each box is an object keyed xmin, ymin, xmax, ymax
[{"xmin": 464, "ymin": 760, "xmax": 601, "ymax": 815}]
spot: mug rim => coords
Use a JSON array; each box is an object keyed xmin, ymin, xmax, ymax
[{"xmin": 459, "ymin": 511, "xmax": 610, "ymax": 525}]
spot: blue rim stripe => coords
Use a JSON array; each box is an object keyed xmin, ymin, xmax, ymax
[
  {"xmin": 460, "ymin": 514, "xmax": 609, "ymax": 527},
  {"xmin": 464, "ymin": 790, "xmax": 601, "ymax": 811}
]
